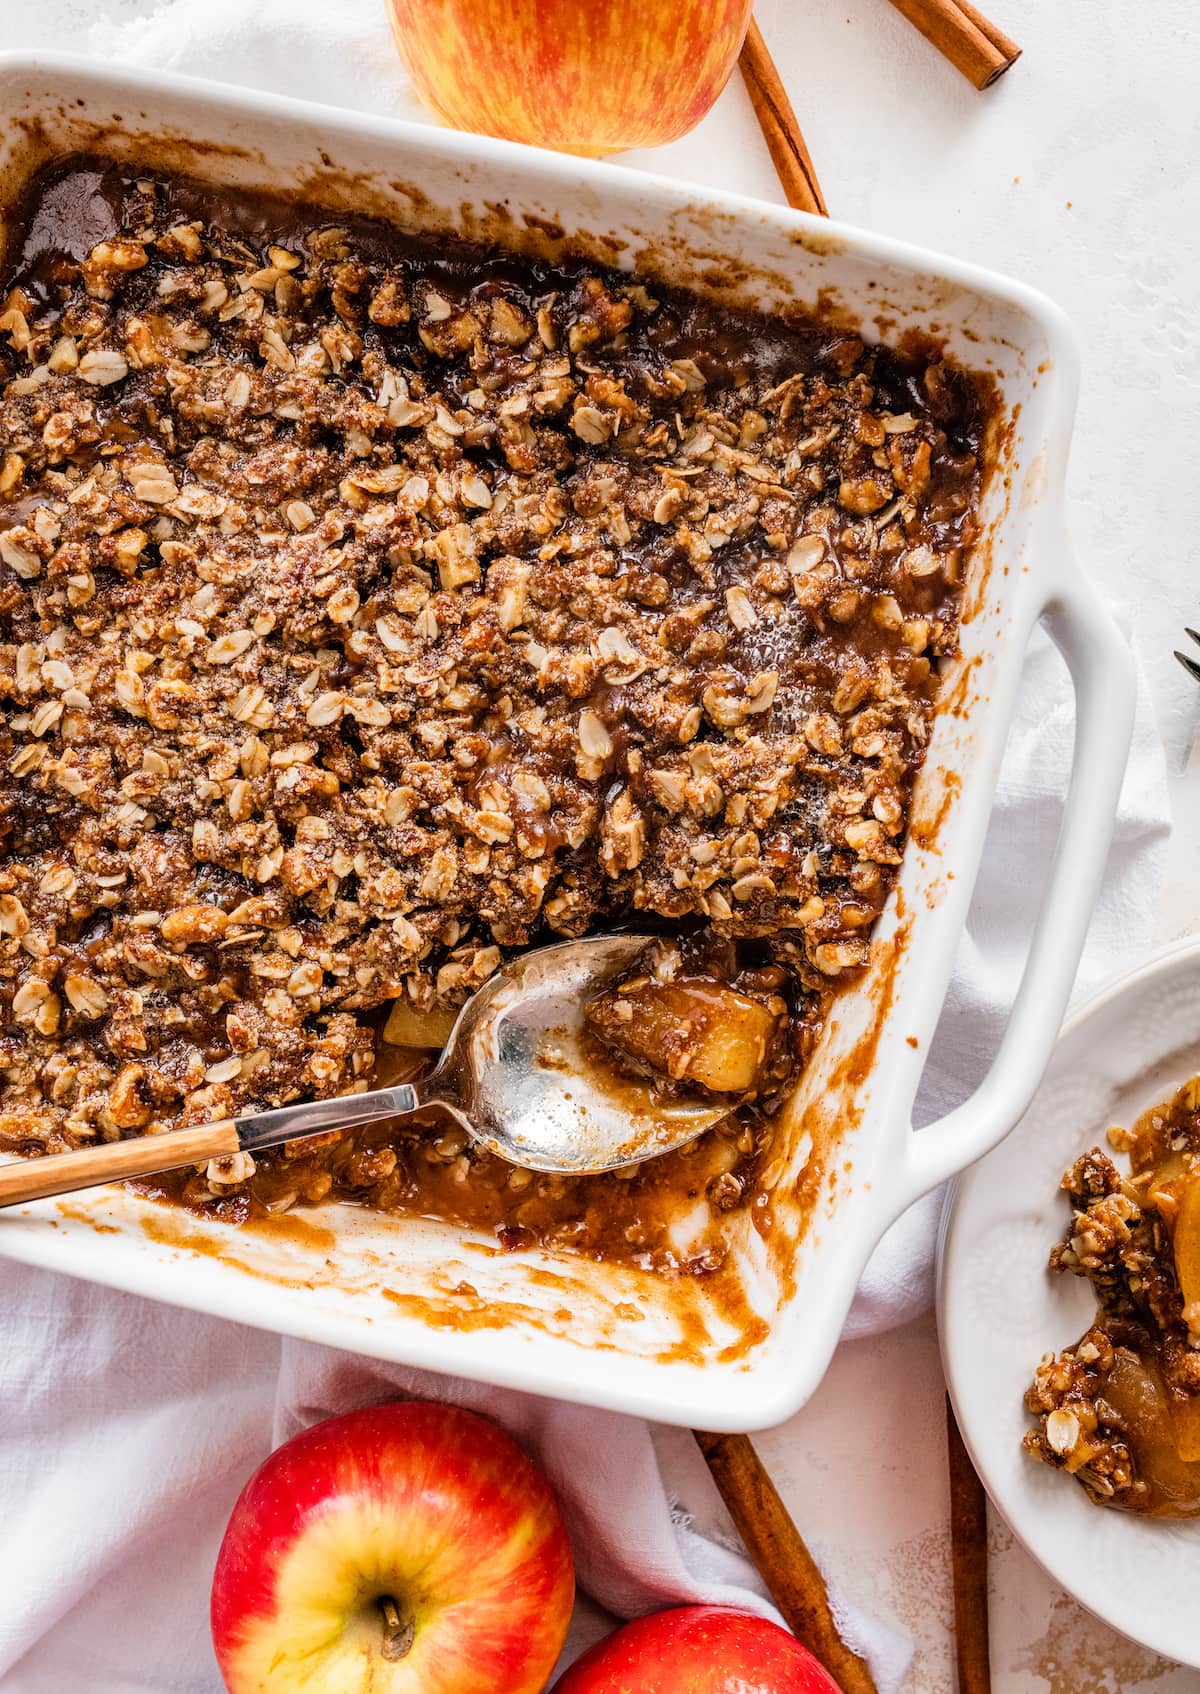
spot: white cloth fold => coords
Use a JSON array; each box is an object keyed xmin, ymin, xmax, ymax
[{"xmin": 0, "ymin": 5, "xmax": 1172, "ymax": 1690}]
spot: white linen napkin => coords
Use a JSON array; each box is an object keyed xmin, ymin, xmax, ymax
[{"xmin": 0, "ymin": 3, "xmax": 1172, "ymax": 1689}]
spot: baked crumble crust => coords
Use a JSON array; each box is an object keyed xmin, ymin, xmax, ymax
[{"xmin": 0, "ymin": 160, "xmax": 984, "ymax": 1259}]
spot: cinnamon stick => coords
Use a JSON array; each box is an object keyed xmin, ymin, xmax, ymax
[
  {"xmin": 885, "ymin": 0, "xmax": 1020, "ymax": 89},
  {"xmin": 946, "ymin": 1397, "xmax": 992, "ymax": 1694},
  {"xmin": 694, "ymin": 1431, "xmax": 878, "ymax": 1694},
  {"xmin": 738, "ymin": 19, "xmax": 827, "ymax": 217}
]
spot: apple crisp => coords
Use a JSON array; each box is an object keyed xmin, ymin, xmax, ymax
[
  {"xmin": 0, "ymin": 158, "xmax": 988, "ymax": 1265},
  {"xmin": 1025, "ymin": 1079, "xmax": 1200, "ymax": 1516}
]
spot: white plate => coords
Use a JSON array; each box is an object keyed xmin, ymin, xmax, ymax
[{"xmin": 939, "ymin": 937, "xmax": 1200, "ymax": 1666}]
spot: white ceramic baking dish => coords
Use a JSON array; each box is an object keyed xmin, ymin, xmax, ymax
[{"xmin": 0, "ymin": 54, "xmax": 1135, "ymax": 1430}]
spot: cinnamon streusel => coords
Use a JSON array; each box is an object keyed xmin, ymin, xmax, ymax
[{"xmin": 0, "ymin": 158, "xmax": 988, "ymax": 1264}]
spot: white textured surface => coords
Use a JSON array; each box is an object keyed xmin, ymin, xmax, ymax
[{"xmin": 2, "ymin": 0, "xmax": 1198, "ymax": 1687}]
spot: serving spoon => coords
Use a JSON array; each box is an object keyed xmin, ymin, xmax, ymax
[{"xmin": 0, "ymin": 934, "xmax": 733, "ymax": 1211}]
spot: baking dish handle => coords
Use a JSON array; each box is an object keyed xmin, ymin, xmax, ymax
[{"xmin": 895, "ymin": 558, "xmax": 1136, "ymax": 1209}]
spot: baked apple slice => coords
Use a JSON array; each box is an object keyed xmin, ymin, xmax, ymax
[{"xmin": 587, "ymin": 975, "xmax": 782, "ymax": 1095}]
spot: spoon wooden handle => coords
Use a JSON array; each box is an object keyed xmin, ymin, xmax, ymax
[
  {"xmin": 0, "ymin": 1081, "xmax": 428, "ymax": 1212},
  {"xmin": 694, "ymin": 1430, "xmax": 879, "ymax": 1694},
  {"xmin": 0, "ymin": 1119, "xmax": 241, "ymax": 1208}
]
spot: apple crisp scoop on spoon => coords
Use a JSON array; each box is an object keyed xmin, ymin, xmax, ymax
[{"xmin": 0, "ymin": 934, "xmax": 766, "ymax": 1210}]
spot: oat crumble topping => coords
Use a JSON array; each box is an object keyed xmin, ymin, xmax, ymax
[{"xmin": 0, "ymin": 159, "xmax": 986, "ymax": 1263}]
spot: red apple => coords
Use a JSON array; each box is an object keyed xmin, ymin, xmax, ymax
[
  {"xmin": 211, "ymin": 1402, "xmax": 574, "ymax": 1694},
  {"xmin": 386, "ymin": 0, "xmax": 756, "ymax": 156},
  {"xmin": 552, "ymin": 1606, "xmax": 845, "ymax": 1694}
]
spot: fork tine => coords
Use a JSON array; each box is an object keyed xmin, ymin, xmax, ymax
[
  {"xmin": 1175, "ymin": 649, "xmax": 1200, "ymax": 683},
  {"xmin": 1187, "ymin": 627, "xmax": 1200, "ymax": 648}
]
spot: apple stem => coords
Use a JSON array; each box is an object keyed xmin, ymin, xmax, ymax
[{"xmin": 378, "ymin": 1596, "xmax": 415, "ymax": 1662}]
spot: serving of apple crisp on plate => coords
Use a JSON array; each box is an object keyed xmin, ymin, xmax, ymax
[
  {"xmin": 941, "ymin": 942, "xmax": 1200, "ymax": 1669},
  {"xmin": 0, "ymin": 155, "xmax": 988, "ymax": 1265},
  {"xmin": 1024, "ymin": 1077, "xmax": 1200, "ymax": 1518}
]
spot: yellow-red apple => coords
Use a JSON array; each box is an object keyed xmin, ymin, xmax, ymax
[
  {"xmin": 386, "ymin": 0, "xmax": 756, "ymax": 155},
  {"xmin": 552, "ymin": 1607, "xmax": 846, "ymax": 1693},
  {"xmin": 211, "ymin": 1402, "xmax": 574, "ymax": 1693}
]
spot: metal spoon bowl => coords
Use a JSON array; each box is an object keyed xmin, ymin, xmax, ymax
[{"xmin": 444, "ymin": 933, "xmax": 733, "ymax": 1172}]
